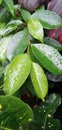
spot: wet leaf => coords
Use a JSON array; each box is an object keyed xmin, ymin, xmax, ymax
[
  {"xmin": 44, "ymin": 37, "xmax": 62, "ymax": 51},
  {"xmin": 33, "ymin": 94, "xmax": 61, "ymax": 130},
  {"xmin": 7, "ymin": 19, "xmax": 23, "ymax": 27},
  {"xmin": 0, "ymin": 95, "xmax": 33, "ymax": 129},
  {"xmin": 31, "ymin": 10, "xmax": 62, "ymax": 29},
  {"xmin": 30, "ymin": 62, "xmax": 48, "ymax": 101},
  {"xmin": 2, "ymin": 0, "xmax": 15, "ymax": 17},
  {"xmin": 4, "ymin": 54, "xmax": 31, "ymax": 95},
  {"xmin": 28, "ymin": 18, "xmax": 44, "ymax": 43},
  {"xmin": 46, "ymin": 71, "xmax": 62, "ymax": 82},
  {"xmin": 6, "ymin": 29, "xmax": 28, "ymax": 61},
  {"xmin": 0, "ymin": 36, "xmax": 11, "ymax": 62},
  {"xmin": 31, "ymin": 44, "xmax": 62, "ymax": 74}
]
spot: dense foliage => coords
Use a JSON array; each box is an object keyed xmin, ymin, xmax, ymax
[{"xmin": 0, "ymin": 0, "xmax": 62, "ymax": 130}]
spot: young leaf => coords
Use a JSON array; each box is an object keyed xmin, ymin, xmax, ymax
[
  {"xmin": 30, "ymin": 62, "xmax": 48, "ymax": 101},
  {"xmin": 44, "ymin": 37, "xmax": 62, "ymax": 51},
  {"xmin": 4, "ymin": 54, "xmax": 31, "ymax": 95},
  {"xmin": 0, "ymin": 36, "xmax": 11, "ymax": 62},
  {"xmin": 6, "ymin": 29, "xmax": 28, "ymax": 61},
  {"xmin": 20, "ymin": 8, "xmax": 31, "ymax": 22},
  {"xmin": 31, "ymin": 10, "xmax": 62, "ymax": 29},
  {"xmin": 31, "ymin": 44, "xmax": 62, "ymax": 74},
  {"xmin": 2, "ymin": 0, "xmax": 15, "ymax": 17},
  {"xmin": 0, "ymin": 95, "xmax": 33, "ymax": 129},
  {"xmin": 28, "ymin": 18, "xmax": 44, "ymax": 43}
]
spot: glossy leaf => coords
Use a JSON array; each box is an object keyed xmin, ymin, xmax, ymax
[
  {"xmin": 46, "ymin": 71, "xmax": 62, "ymax": 82},
  {"xmin": 31, "ymin": 10, "xmax": 62, "ymax": 29},
  {"xmin": 20, "ymin": 8, "xmax": 31, "ymax": 22},
  {"xmin": 31, "ymin": 44, "xmax": 62, "ymax": 74},
  {"xmin": 7, "ymin": 19, "xmax": 23, "ymax": 27},
  {"xmin": 0, "ymin": 26, "xmax": 17, "ymax": 37},
  {"xmin": 0, "ymin": 95, "xmax": 33, "ymax": 129},
  {"xmin": 0, "ymin": 36, "xmax": 11, "ymax": 62},
  {"xmin": 44, "ymin": 37, "xmax": 62, "ymax": 51},
  {"xmin": 2, "ymin": 0, "xmax": 15, "ymax": 17},
  {"xmin": 4, "ymin": 54, "xmax": 31, "ymax": 95},
  {"xmin": 33, "ymin": 94, "xmax": 61, "ymax": 130},
  {"xmin": 28, "ymin": 18, "xmax": 44, "ymax": 43},
  {"xmin": 6, "ymin": 29, "xmax": 28, "ymax": 61},
  {"xmin": 30, "ymin": 62, "xmax": 48, "ymax": 101}
]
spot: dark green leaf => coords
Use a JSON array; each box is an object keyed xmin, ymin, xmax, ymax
[
  {"xmin": 44, "ymin": 37, "xmax": 62, "ymax": 51},
  {"xmin": 2, "ymin": 0, "xmax": 15, "ymax": 17},
  {"xmin": 28, "ymin": 18, "xmax": 44, "ymax": 43},
  {"xmin": 31, "ymin": 44, "xmax": 62, "ymax": 74},
  {"xmin": 46, "ymin": 71, "xmax": 62, "ymax": 82},
  {"xmin": 33, "ymin": 94, "xmax": 61, "ymax": 130},
  {"xmin": 4, "ymin": 54, "xmax": 31, "ymax": 95},
  {"xmin": 30, "ymin": 62, "xmax": 48, "ymax": 101},
  {"xmin": 0, "ymin": 8, "xmax": 11, "ymax": 23},
  {"xmin": 0, "ymin": 67, "xmax": 3, "ymax": 78},
  {"xmin": 6, "ymin": 29, "xmax": 28, "ymax": 61},
  {"xmin": 0, "ymin": 95, "xmax": 33, "ymax": 129},
  {"xmin": 31, "ymin": 10, "xmax": 62, "ymax": 29}
]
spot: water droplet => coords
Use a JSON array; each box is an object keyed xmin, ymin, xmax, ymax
[
  {"xmin": 28, "ymin": 118, "xmax": 32, "ymax": 122},
  {"xmin": 20, "ymin": 117, "xmax": 22, "ymax": 120},
  {"xmin": 44, "ymin": 110, "xmax": 46, "ymax": 112},
  {"xmin": 48, "ymin": 114, "xmax": 51, "ymax": 117},
  {"xmin": 51, "ymin": 124, "xmax": 54, "ymax": 127},
  {"xmin": 48, "ymin": 122, "xmax": 51, "ymax": 125},
  {"xmin": 49, "ymin": 125, "xmax": 51, "ymax": 128},
  {"xmin": 50, "ymin": 109, "xmax": 52, "ymax": 112},
  {"xmin": 42, "ymin": 126, "xmax": 44, "ymax": 129}
]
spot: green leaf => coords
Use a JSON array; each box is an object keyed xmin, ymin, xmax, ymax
[
  {"xmin": 31, "ymin": 44, "xmax": 62, "ymax": 74},
  {"xmin": 33, "ymin": 94, "xmax": 61, "ymax": 130},
  {"xmin": 6, "ymin": 29, "xmax": 28, "ymax": 61},
  {"xmin": 0, "ymin": 8, "xmax": 11, "ymax": 23},
  {"xmin": 0, "ymin": 36, "xmax": 11, "ymax": 62},
  {"xmin": 31, "ymin": 10, "xmax": 62, "ymax": 29},
  {"xmin": 28, "ymin": 18, "xmax": 44, "ymax": 43},
  {"xmin": 4, "ymin": 54, "xmax": 31, "ymax": 95},
  {"xmin": 0, "ymin": 67, "xmax": 3, "ymax": 78},
  {"xmin": 44, "ymin": 37, "xmax": 62, "ymax": 51},
  {"xmin": 0, "ymin": 20, "xmax": 23, "ymax": 37},
  {"xmin": 0, "ymin": 0, "xmax": 2, "ymax": 4},
  {"xmin": 30, "ymin": 62, "xmax": 48, "ymax": 101},
  {"xmin": 0, "ymin": 95, "xmax": 33, "ymax": 129},
  {"xmin": 0, "ymin": 26, "xmax": 17, "ymax": 37},
  {"xmin": 2, "ymin": 0, "xmax": 15, "ymax": 17},
  {"xmin": 20, "ymin": 8, "xmax": 31, "ymax": 22},
  {"xmin": 7, "ymin": 19, "xmax": 23, "ymax": 27}
]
